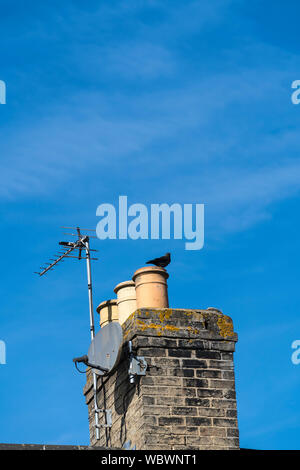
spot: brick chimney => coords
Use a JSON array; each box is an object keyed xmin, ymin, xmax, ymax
[{"xmin": 83, "ymin": 272, "xmax": 239, "ymax": 450}]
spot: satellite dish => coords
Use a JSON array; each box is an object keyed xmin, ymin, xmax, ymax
[{"xmin": 88, "ymin": 322, "xmax": 123, "ymax": 376}]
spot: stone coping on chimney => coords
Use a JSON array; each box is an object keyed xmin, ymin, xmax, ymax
[
  {"xmin": 83, "ymin": 308, "xmax": 237, "ymax": 399},
  {"xmin": 122, "ymin": 308, "xmax": 238, "ymax": 343}
]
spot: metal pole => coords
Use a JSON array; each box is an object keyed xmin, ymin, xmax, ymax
[
  {"xmin": 84, "ymin": 237, "xmax": 100, "ymax": 441},
  {"xmin": 85, "ymin": 237, "xmax": 95, "ymax": 340}
]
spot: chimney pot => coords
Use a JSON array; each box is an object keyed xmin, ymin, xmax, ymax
[
  {"xmin": 132, "ymin": 266, "xmax": 169, "ymax": 309},
  {"xmin": 114, "ymin": 280, "xmax": 137, "ymax": 324},
  {"xmin": 96, "ymin": 299, "xmax": 118, "ymax": 327}
]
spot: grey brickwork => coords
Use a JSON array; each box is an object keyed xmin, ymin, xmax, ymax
[{"xmin": 83, "ymin": 308, "xmax": 239, "ymax": 450}]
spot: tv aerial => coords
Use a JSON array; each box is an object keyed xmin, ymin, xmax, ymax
[
  {"xmin": 35, "ymin": 227, "xmax": 98, "ymax": 355},
  {"xmin": 36, "ymin": 226, "xmax": 105, "ymax": 439},
  {"xmin": 36, "ymin": 226, "xmax": 147, "ymax": 441}
]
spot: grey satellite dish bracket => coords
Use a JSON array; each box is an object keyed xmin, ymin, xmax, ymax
[
  {"xmin": 72, "ymin": 355, "xmax": 113, "ymax": 429},
  {"xmin": 72, "ymin": 354, "xmax": 109, "ymax": 374},
  {"xmin": 95, "ymin": 407, "xmax": 112, "ymax": 429},
  {"xmin": 73, "ymin": 322, "xmax": 124, "ymax": 430},
  {"xmin": 73, "ymin": 327, "xmax": 148, "ymax": 434},
  {"xmin": 72, "ymin": 357, "xmax": 112, "ymax": 428},
  {"xmin": 128, "ymin": 341, "xmax": 147, "ymax": 384}
]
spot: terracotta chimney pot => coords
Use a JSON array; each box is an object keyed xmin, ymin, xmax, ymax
[
  {"xmin": 114, "ymin": 280, "xmax": 137, "ymax": 325},
  {"xmin": 132, "ymin": 266, "xmax": 169, "ymax": 309},
  {"xmin": 96, "ymin": 299, "xmax": 118, "ymax": 328}
]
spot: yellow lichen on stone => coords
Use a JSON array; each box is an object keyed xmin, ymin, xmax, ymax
[
  {"xmin": 123, "ymin": 329, "xmax": 130, "ymax": 340},
  {"xmin": 126, "ymin": 310, "xmax": 137, "ymax": 324},
  {"xmin": 183, "ymin": 310, "xmax": 194, "ymax": 316},
  {"xmin": 158, "ymin": 309, "xmax": 173, "ymax": 323},
  {"xmin": 136, "ymin": 318, "xmax": 153, "ymax": 331},
  {"xmin": 165, "ymin": 324, "xmax": 180, "ymax": 332},
  {"xmin": 217, "ymin": 315, "xmax": 234, "ymax": 338},
  {"xmin": 135, "ymin": 318, "xmax": 179, "ymax": 336},
  {"xmin": 187, "ymin": 326, "xmax": 201, "ymax": 336}
]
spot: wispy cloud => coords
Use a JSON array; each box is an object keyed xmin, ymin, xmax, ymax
[{"xmin": 1, "ymin": 0, "xmax": 300, "ymax": 239}]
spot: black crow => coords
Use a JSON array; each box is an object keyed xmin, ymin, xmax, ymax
[{"xmin": 146, "ymin": 252, "xmax": 171, "ymax": 268}]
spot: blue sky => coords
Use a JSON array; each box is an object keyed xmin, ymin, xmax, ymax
[{"xmin": 1, "ymin": 0, "xmax": 300, "ymax": 449}]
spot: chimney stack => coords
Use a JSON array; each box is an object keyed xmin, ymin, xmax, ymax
[{"xmin": 84, "ymin": 268, "xmax": 239, "ymax": 450}]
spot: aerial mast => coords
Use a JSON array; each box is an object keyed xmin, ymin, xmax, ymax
[{"xmin": 36, "ymin": 226, "xmax": 102, "ymax": 440}]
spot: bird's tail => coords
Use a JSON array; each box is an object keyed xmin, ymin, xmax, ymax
[{"xmin": 146, "ymin": 259, "xmax": 154, "ymax": 264}]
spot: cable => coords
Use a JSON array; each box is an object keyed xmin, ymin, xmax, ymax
[{"xmin": 74, "ymin": 362, "xmax": 91, "ymax": 374}]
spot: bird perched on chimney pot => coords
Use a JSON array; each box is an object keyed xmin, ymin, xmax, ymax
[{"xmin": 146, "ymin": 252, "xmax": 171, "ymax": 268}]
